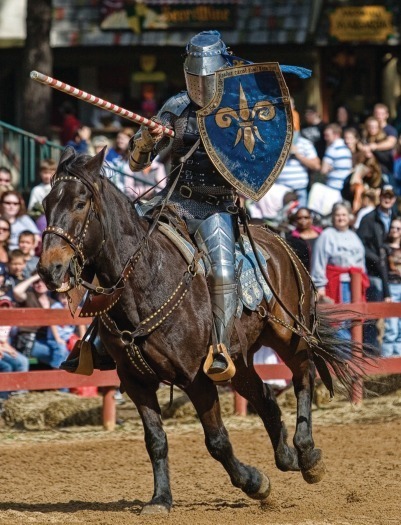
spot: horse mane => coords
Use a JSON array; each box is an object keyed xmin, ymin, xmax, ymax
[{"xmin": 53, "ymin": 148, "xmax": 135, "ymax": 219}]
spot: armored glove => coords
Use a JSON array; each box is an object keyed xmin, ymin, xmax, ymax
[{"xmin": 129, "ymin": 124, "xmax": 163, "ymax": 171}]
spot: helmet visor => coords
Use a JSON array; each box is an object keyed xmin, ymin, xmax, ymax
[{"xmin": 185, "ymin": 72, "xmax": 216, "ymax": 107}]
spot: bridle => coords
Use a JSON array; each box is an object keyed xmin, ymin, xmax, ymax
[
  {"xmin": 42, "ymin": 174, "xmax": 109, "ymax": 291},
  {"xmin": 42, "ymin": 173, "xmax": 154, "ymax": 301}
]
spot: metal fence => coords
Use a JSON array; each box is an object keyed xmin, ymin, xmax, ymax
[
  {"xmin": 0, "ymin": 120, "xmax": 63, "ymax": 195},
  {"xmin": 0, "ymin": 120, "xmax": 157, "ymax": 199}
]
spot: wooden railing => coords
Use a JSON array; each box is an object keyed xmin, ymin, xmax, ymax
[
  {"xmin": 2, "ymin": 277, "xmax": 401, "ymax": 425},
  {"xmin": 0, "ymin": 308, "xmax": 119, "ymax": 431},
  {"xmin": 234, "ymin": 272, "xmax": 401, "ymax": 414}
]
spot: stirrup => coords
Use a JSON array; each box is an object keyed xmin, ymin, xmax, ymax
[
  {"xmin": 60, "ymin": 340, "xmax": 94, "ymax": 376},
  {"xmin": 203, "ymin": 343, "xmax": 236, "ymax": 383},
  {"xmin": 60, "ymin": 340, "xmax": 116, "ymax": 376}
]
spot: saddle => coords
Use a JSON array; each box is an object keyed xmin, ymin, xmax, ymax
[{"xmin": 157, "ymin": 219, "xmax": 272, "ymax": 313}]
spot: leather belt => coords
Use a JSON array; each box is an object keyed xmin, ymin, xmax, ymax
[{"xmin": 178, "ymin": 184, "xmax": 234, "ymax": 206}]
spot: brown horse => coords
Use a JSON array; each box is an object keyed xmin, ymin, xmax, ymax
[{"xmin": 38, "ymin": 147, "xmax": 368, "ymax": 514}]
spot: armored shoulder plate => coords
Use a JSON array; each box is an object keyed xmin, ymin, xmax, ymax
[{"xmin": 158, "ymin": 92, "xmax": 191, "ymax": 117}]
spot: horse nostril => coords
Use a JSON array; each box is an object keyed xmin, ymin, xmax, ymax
[{"xmin": 53, "ymin": 263, "xmax": 64, "ymax": 275}]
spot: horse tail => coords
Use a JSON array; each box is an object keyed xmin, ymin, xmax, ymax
[{"xmin": 309, "ymin": 308, "xmax": 378, "ymax": 398}]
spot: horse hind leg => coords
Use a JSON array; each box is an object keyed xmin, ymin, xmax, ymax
[
  {"xmin": 120, "ymin": 376, "xmax": 172, "ymax": 514},
  {"xmin": 185, "ymin": 374, "xmax": 271, "ymax": 502},
  {"xmin": 289, "ymin": 350, "xmax": 327, "ymax": 484},
  {"xmin": 230, "ymin": 356, "xmax": 299, "ymax": 472}
]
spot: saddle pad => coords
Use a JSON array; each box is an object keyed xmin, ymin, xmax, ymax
[
  {"xmin": 236, "ymin": 237, "xmax": 273, "ymax": 311},
  {"xmin": 157, "ymin": 222, "xmax": 272, "ymax": 311}
]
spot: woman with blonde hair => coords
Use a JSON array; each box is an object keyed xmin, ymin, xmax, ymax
[
  {"xmin": 341, "ymin": 150, "xmax": 382, "ymax": 213},
  {"xmin": 311, "ymin": 202, "xmax": 369, "ymax": 306},
  {"xmin": 359, "ymin": 116, "xmax": 394, "ymax": 180}
]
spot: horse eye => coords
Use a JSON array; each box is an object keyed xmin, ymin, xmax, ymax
[{"xmin": 75, "ymin": 201, "xmax": 86, "ymax": 211}]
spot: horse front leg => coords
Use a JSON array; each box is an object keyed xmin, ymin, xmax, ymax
[
  {"xmin": 290, "ymin": 351, "xmax": 326, "ymax": 484},
  {"xmin": 120, "ymin": 375, "xmax": 172, "ymax": 514},
  {"xmin": 231, "ymin": 356, "xmax": 299, "ymax": 472},
  {"xmin": 185, "ymin": 374, "xmax": 271, "ymax": 502}
]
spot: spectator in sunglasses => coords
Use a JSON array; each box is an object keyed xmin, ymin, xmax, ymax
[
  {"xmin": 0, "ymin": 191, "xmax": 40, "ymax": 251},
  {"xmin": 286, "ymin": 207, "xmax": 322, "ymax": 271}
]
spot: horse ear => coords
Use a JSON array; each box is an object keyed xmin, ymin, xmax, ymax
[
  {"xmin": 84, "ymin": 146, "xmax": 107, "ymax": 175},
  {"xmin": 59, "ymin": 146, "xmax": 76, "ymax": 164}
]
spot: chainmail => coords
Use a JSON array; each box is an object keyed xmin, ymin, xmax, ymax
[{"xmin": 153, "ymin": 106, "xmax": 235, "ymax": 220}]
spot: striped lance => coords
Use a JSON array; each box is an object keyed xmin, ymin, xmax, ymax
[{"xmin": 30, "ymin": 70, "xmax": 174, "ymax": 138}]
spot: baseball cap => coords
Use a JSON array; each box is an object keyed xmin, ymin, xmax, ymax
[
  {"xmin": 0, "ymin": 297, "xmax": 12, "ymax": 308},
  {"xmin": 381, "ymin": 185, "xmax": 395, "ymax": 197},
  {"xmin": 92, "ymin": 135, "xmax": 109, "ymax": 148}
]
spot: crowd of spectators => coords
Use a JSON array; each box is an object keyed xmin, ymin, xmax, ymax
[
  {"xmin": 0, "ymin": 115, "xmax": 168, "ymax": 401},
  {"xmin": 248, "ymin": 101, "xmax": 401, "ymax": 357},
  {"xmin": 1, "ymin": 99, "xmax": 401, "ymax": 403}
]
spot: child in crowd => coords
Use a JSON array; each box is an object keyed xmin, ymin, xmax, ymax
[
  {"xmin": 18, "ymin": 231, "xmax": 39, "ymax": 279},
  {"xmin": 27, "ymin": 159, "xmax": 56, "ymax": 213},
  {"xmin": 0, "ymin": 298, "xmax": 29, "ymax": 401},
  {"xmin": 7, "ymin": 249, "xmax": 27, "ymax": 290},
  {"xmin": 12, "ymin": 272, "xmax": 69, "ymax": 369}
]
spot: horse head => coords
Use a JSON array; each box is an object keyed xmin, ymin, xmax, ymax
[{"xmin": 38, "ymin": 146, "xmax": 107, "ymax": 292}]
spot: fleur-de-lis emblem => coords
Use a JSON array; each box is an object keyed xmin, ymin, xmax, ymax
[{"xmin": 215, "ymin": 82, "xmax": 275, "ymax": 154}]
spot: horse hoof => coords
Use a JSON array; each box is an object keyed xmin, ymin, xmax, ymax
[
  {"xmin": 141, "ymin": 504, "xmax": 170, "ymax": 515},
  {"xmin": 301, "ymin": 458, "xmax": 327, "ymax": 484},
  {"xmin": 247, "ymin": 472, "xmax": 271, "ymax": 501}
]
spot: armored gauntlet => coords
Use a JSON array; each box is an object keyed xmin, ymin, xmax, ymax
[{"xmin": 129, "ymin": 124, "xmax": 163, "ymax": 171}]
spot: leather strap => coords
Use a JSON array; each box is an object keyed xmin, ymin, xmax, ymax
[{"xmin": 177, "ymin": 184, "xmax": 234, "ymax": 205}]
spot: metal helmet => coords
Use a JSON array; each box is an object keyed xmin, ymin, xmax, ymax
[{"xmin": 184, "ymin": 30, "xmax": 230, "ymax": 107}]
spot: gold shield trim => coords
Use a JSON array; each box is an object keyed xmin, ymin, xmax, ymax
[{"xmin": 197, "ymin": 62, "xmax": 293, "ymax": 201}]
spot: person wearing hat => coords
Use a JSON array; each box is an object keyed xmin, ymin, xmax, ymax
[
  {"xmin": 357, "ymin": 184, "xmax": 398, "ymax": 347},
  {"xmin": 128, "ymin": 30, "xmax": 240, "ymax": 381}
]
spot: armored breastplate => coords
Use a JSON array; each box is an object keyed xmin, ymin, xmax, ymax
[{"xmin": 172, "ymin": 108, "xmax": 230, "ymax": 189}]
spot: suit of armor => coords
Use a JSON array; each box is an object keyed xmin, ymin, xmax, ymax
[{"xmin": 129, "ymin": 31, "xmax": 239, "ymax": 381}]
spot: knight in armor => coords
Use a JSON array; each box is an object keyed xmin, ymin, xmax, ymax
[{"xmin": 129, "ymin": 30, "xmax": 239, "ymax": 382}]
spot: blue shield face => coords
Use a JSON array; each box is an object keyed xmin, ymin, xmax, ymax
[{"xmin": 197, "ymin": 62, "xmax": 293, "ymax": 201}]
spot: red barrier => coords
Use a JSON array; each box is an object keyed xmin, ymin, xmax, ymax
[
  {"xmin": 1, "ymin": 300, "xmax": 401, "ymax": 422},
  {"xmin": 0, "ymin": 308, "xmax": 120, "ymax": 430},
  {"xmin": 234, "ymin": 273, "xmax": 401, "ymax": 415}
]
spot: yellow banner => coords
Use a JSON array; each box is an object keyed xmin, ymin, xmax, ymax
[{"xmin": 330, "ymin": 6, "xmax": 393, "ymax": 42}]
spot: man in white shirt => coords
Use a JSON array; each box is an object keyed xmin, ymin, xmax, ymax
[
  {"xmin": 321, "ymin": 123, "xmax": 352, "ymax": 191},
  {"xmin": 276, "ymin": 133, "xmax": 320, "ymax": 207},
  {"xmin": 308, "ymin": 123, "xmax": 352, "ymax": 216}
]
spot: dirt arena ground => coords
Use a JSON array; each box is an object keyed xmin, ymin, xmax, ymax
[{"xmin": 0, "ymin": 387, "xmax": 400, "ymax": 525}]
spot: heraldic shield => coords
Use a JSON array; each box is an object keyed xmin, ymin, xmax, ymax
[{"xmin": 197, "ymin": 62, "xmax": 293, "ymax": 201}]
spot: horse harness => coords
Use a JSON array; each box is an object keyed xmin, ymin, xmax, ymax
[
  {"xmin": 46, "ymin": 172, "xmax": 322, "ymax": 381},
  {"xmin": 44, "ymin": 172, "xmax": 202, "ymax": 381}
]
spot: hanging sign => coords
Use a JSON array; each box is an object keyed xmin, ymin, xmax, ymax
[{"xmin": 330, "ymin": 6, "xmax": 393, "ymax": 42}]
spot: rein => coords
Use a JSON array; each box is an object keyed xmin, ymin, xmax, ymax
[
  {"xmin": 238, "ymin": 207, "xmax": 320, "ymax": 348},
  {"xmin": 44, "ymin": 167, "xmax": 202, "ymax": 380}
]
